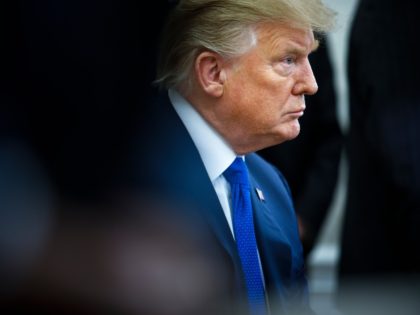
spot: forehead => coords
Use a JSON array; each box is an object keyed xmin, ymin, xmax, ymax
[{"xmin": 255, "ymin": 22, "xmax": 316, "ymax": 54}]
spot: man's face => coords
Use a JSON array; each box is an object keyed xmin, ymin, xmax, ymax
[{"xmin": 214, "ymin": 22, "xmax": 318, "ymax": 154}]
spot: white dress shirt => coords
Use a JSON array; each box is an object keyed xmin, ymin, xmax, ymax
[
  {"xmin": 169, "ymin": 89, "xmax": 237, "ymax": 236},
  {"xmin": 169, "ymin": 89, "xmax": 267, "ymax": 293}
]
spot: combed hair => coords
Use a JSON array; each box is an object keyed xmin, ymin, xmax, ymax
[{"xmin": 155, "ymin": 0, "xmax": 336, "ymax": 91}]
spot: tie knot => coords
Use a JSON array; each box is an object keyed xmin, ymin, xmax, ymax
[{"xmin": 224, "ymin": 157, "xmax": 250, "ymax": 187}]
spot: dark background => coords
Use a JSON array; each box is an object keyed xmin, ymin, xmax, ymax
[
  {"xmin": 1, "ymin": 2, "xmax": 183, "ymax": 313},
  {"xmin": 1, "ymin": 0, "xmax": 175, "ymax": 201}
]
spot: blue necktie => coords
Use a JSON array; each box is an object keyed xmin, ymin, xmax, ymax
[{"xmin": 224, "ymin": 157, "xmax": 267, "ymax": 315}]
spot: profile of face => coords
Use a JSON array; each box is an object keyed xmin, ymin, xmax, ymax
[{"xmin": 197, "ymin": 22, "xmax": 319, "ymax": 155}]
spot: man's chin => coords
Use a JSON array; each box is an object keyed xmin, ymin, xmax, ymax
[
  {"xmin": 283, "ymin": 124, "xmax": 301, "ymax": 141},
  {"xmin": 265, "ymin": 128, "xmax": 300, "ymax": 149}
]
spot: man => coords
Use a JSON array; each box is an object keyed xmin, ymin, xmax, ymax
[
  {"xmin": 124, "ymin": 1, "xmax": 335, "ymax": 314},
  {"xmin": 337, "ymin": 0, "xmax": 420, "ymax": 314}
]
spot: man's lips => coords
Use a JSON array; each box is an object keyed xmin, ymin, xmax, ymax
[{"xmin": 288, "ymin": 106, "xmax": 306, "ymax": 117}]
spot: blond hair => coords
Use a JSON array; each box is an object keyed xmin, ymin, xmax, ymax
[{"xmin": 155, "ymin": 0, "xmax": 335, "ymax": 91}]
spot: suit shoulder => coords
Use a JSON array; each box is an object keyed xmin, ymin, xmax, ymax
[{"xmin": 246, "ymin": 153, "xmax": 291, "ymax": 193}]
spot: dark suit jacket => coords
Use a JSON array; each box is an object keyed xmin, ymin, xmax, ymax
[
  {"xmin": 122, "ymin": 91, "xmax": 311, "ymax": 315},
  {"xmin": 340, "ymin": 0, "xmax": 420, "ymax": 281}
]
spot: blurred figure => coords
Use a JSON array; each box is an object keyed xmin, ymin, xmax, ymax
[
  {"xmin": 0, "ymin": 0, "xmax": 55, "ymax": 305},
  {"xmin": 1, "ymin": 197, "xmax": 232, "ymax": 315},
  {"xmin": 259, "ymin": 40, "xmax": 342, "ymax": 258},
  {"xmin": 337, "ymin": 0, "xmax": 420, "ymax": 313},
  {"xmin": 0, "ymin": 140, "xmax": 55, "ymax": 307},
  {"xmin": 1, "ymin": 0, "xmax": 179, "ymax": 314}
]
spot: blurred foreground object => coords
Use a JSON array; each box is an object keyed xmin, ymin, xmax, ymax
[{"xmin": 1, "ymin": 197, "xmax": 233, "ymax": 315}]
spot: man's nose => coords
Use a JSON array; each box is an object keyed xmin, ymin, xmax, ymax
[{"xmin": 292, "ymin": 59, "xmax": 318, "ymax": 96}]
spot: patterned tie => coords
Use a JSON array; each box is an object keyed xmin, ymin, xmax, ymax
[{"xmin": 224, "ymin": 157, "xmax": 267, "ymax": 315}]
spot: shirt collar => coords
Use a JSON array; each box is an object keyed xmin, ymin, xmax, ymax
[{"xmin": 168, "ymin": 89, "xmax": 236, "ymax": 181}]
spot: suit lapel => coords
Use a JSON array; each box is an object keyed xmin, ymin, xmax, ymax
[
  {"xmin": 249, "ymin": 176, "xmax": 289, "ymax": 243},
  {"xmin": 155, "ymin": 94, "xmax": 238, "ymax": 262},
  {"xmin": 248, "ymin": 164, "xmax": 293, "ymax": 292}
]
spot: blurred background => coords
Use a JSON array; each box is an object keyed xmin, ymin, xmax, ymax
[
  {"xmin": 307, "ymin": 1, "xmax": 420, "ymax": 315},
  {"xmin": 2, "ymin": 1, "xmax": 420, "ymax": 314},
  {"xmin": 305, "ymin": 0, "xmax": 356, "ymax": 313}
]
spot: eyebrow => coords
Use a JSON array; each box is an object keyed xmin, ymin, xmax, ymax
[{"xmin": 283, "ymin": 42, "xmax": 317, "ymax": 56}]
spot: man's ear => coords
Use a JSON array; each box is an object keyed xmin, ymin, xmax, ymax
[{"xmin": 195, "ymin": 51, "xmax": 226, "ymax": 97}]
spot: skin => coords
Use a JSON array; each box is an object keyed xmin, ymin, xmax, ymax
[{"xmin": 186, "ymin": 22, "xmax": 319, "ymax": 155}]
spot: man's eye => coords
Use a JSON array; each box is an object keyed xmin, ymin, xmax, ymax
[
  {"xmin": 272, "ymin": 56, "xmax": 296, "ymax": 76},
  {"xmin": 284, "ymin": 57, "xmax": 295, "ymax": 65}
]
